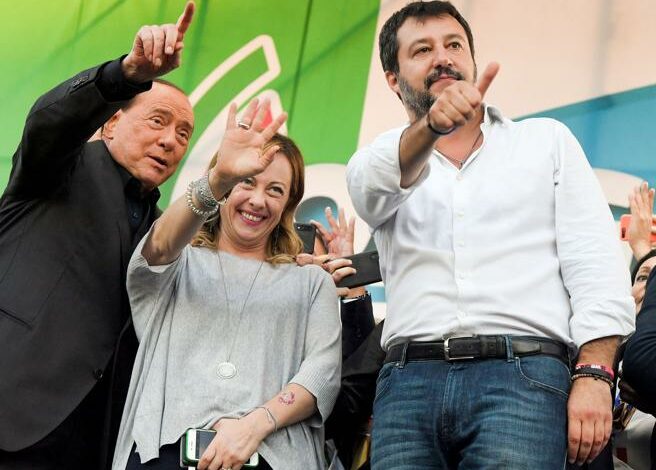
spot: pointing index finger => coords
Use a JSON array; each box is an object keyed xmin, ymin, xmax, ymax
[
  {"xmin": 476, "ymin": 62, "xmax": 500, "ymax": 99},
  {"xmin": 176, "ymin": 1, "xmax": 195, "ymax": 36}
]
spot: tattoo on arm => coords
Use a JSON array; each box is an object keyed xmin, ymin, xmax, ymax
[{"xmin": 278, "ymin": 391, "xmax": 295, "ymax": 405}]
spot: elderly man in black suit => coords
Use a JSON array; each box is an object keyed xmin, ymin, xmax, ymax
[{"xmin": 0, "ymin": 3, "xmax": 195, "ymax": 468}]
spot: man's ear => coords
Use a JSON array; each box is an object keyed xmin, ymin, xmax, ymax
[
  {"xmin": 101, "ymin": 111, "xmax": 122, "ymax": 140},
  {"xmin": 385, "ymin": 71, "xmax": 401, "ymax": 95},
  {"xmin": 385, "ymin": 71, "xmax": 404, "ymax": 103}
]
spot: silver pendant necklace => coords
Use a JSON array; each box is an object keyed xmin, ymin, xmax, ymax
[{"xmin": 216, "ymin": 250, "xmax": 264, "ymax": 379}]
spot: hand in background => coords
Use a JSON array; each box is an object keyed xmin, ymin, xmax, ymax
[
  {"xmin": 309, "ymin": 207, "xmax": 367, "ymax": 298},
  {"xmin": 311, "ymin": 207, "xmax": 356, "ymax": 258},
  {"xmin": 296, "ymin": 253, "xmax": 355, "ymax": 297},
  {"xmin": 121, "ymin": 1, "xmax": 195, "ymax": 83},
  {"xmin": 628, "ymin": 181, "xmax": 656, "ymax": 260}
]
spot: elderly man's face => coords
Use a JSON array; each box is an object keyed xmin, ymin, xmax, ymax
[{"xmin": 103, "ymin": 82, "xmax": 194, "ymax": 191}]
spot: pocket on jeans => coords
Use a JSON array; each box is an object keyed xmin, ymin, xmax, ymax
[
  {"xmin": 515, "ymin": 356, "xmax": 571, "ymax": 400},
  {"xmin": 374, "ymin": 362, "xmax": 396, "ymax": 403}
]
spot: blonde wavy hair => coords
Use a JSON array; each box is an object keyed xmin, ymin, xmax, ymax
[{"xmin": 191, "ymin": 134, "xmax": 305, "ymax": 264}]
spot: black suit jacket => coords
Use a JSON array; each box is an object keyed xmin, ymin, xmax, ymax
[
  {"xmin": 623, "ymin": 268, "xmax": 656, "ymax": 412},
  {"xmin": 0, "ymin": 61, "xmax": 152, "ymax": 452},
  {"xmin": 327, "ymin": 294, "xmax": 385, "ymax": 469}
]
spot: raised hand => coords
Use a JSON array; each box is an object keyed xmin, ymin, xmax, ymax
[
  {"xmin": 121, "ymin": 1, "xmax": 195, "ymax": 83},
  {"xmin": 209, "ymin": 98, "xmax": 288, "ymax": 198},
  {"xmin": 427, "ymin": 62, "xmax": 499, "ymax": 134},
  {"xmin": 628, "ymin": 181, "xmax": 656, "ymax": 260},
  {"xmin": 311, "ymin": 207, "xmax": 356, "ymax": 258}
]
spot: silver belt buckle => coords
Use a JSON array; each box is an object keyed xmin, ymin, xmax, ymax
[{"xmin": 444, "ymin": 334, "xmax": 476, "ymax": 361}]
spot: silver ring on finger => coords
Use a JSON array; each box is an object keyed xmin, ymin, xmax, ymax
[{"xmin": 237, "ymin": 120, "xmax": 250, "ymax": 130}]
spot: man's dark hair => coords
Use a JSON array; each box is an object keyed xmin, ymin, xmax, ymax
[
  {"xmin": 379, "ymin": 1, "xmax": 475, "ymax": 74},
  {"xmin": 632, "ymin": 249, "xmax": 656, "ymax": 284}
]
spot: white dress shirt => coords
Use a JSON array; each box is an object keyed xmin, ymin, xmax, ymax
[{"xmin": 346, "ymin": 106, "xmax": 635, "ymax": 351}]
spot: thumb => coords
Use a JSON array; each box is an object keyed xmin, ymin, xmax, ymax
[
  {"xmin": 258, "ymin": 144, "xmax": 280, "ymax": 170},
  {"xmin": 476, "ymin": 62, "xmax": 500, "ymax": 98}
]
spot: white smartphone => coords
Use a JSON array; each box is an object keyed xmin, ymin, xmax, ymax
[{"xmin": 180, "ymin": 428, "xmax": 259, "ymax": 468}]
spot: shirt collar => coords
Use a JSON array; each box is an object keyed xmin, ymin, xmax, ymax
[
  {"xmin": 113, "ymin": 158, "xmax": 161, "ymax": 204},
  {"xmin": 483, "ymin": 104, "xmax": 506, "ymax": 127}
]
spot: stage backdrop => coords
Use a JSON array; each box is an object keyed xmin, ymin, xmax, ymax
[{"xmin": 1, "ymin": 0, "xmax": 655, "ymax": 313}]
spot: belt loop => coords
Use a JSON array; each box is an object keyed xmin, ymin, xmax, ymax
[
  {"xmin": 505, "ymin": 335, "xmax": 514, "ymax": 362},
  {"xmin": 397, "ymin": 343, "xmax": 409, "ymax": 369}
]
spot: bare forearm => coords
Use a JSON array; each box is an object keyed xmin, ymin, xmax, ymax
[
  {"xmin": 141, "ymin": 194, "xmax": 206, "ymax": 265},
  {"xmin": 398, "ymin": 119, "xmax": 438, "ymax": 188},
  {"xmin": 241, "ymin": 384, "xmax": 317, "ymax": 439},
  {"xmin": 577, "ymin": 335, "xmax": 621, "ymax": 367}
]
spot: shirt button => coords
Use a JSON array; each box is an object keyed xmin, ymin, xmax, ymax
[
  {"xmin": 458, "ymin": 273, "xmax": 466, "ymax": 280},
  {"xmin": 458, "ymin": 241, "xmax": 465, "ymax": 247},
  {"xmin": 456, "ymin": 211, "xmax": 464, "ymax": 218},
  {"xmin": 458, "ymin": 311, "xmax": 467, "ymax": 317},
  {"xmin": 456, "ymin": 174, "xmax": 463, "ymax": 181},
  {"xmin": 93, "ymin": 369, "xmax": 104, "ymax": 380}
]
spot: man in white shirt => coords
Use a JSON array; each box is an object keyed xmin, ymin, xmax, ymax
[{"xmin": 346, "ymin": 1, "xmax": 635, "ymax": 468}]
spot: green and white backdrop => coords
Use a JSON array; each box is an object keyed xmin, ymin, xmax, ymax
[{"xmin": 1, "ymin": 0, "xmax": 656, "ymax": 321}]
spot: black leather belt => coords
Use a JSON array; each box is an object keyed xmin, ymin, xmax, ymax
[{"xmin": 384, "ymin": 335, "xmax": 569, "ymax": 365}]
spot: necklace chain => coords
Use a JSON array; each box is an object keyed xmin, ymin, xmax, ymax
[
  {"xmin": 437, "ymin": 129, "xmax": 483, "ymax": 169},
  {"xmin": 216, "ymin": 250, "xmax": 264, "ymax": 377}
]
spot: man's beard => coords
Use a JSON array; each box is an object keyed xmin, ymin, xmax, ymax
[{"xmin": 397, "ymin": 66, "xmax": 466, "ymax": 119}]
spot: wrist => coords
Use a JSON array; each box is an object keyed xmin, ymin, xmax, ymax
[
  {"xmin": 208, "ymin": 165, "xmax": 239, "ymax": 200},
  {"xmin": 120, "ymin": 56, "xmax": 144, "ymax": 84},
  {"xmin": 572, "ymin": 363, "xmax": 614, "ymax": 388},
  {"xmin": 574, "ymin": 363, "xmax": 615, "ymax": 381},
  {"xmin": 243, "ymin": 408, "xmax": 274, "ymax": 439},
  {"xmin": 571, "ymin": 374, "xmax": 614, "ymax": 389},
  {"xmin": 425, "ymin": 113, "xmax": 454, "ymax": 137},
  {"xmin": 630, "ymin": 241, "xmax": 652, "ymax": 260},
  {"xmin": 344, "ymin": 287, "xmax": 367, "ymax": 299}
]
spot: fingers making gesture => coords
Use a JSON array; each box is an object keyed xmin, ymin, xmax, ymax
[
  {"xmin": 121, "ymin": 1, "xmax": 195, "ymax": 83},
  {"xmin": 209, "ymin": 99, "xmax": 288, "ymax": 198},
  {"xmin": 311, "ymin": 207, "xmax": 356, "ymax": 258},
  {"xmin": 427, "ymin": 62, "xmax": 500, "ymax": 134}
]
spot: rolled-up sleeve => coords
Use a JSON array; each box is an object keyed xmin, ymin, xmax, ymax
[
  {"xmin": 553, "ymin": 123, "xmax": 635, "ymax": 346},
  {"xmin": 346, "ymin": 125, "xmax": 431, "ymax": 229},
  {"xmin": 290, "ymin": 267, "xmax": 342, "ymax": 425}
]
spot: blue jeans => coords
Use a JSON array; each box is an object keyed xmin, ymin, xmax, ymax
[{"xmin": 371, "ymin": 346, "xmax": 571, "ymax": 469}]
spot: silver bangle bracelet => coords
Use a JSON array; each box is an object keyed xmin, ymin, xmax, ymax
[
  {"xmin": 186, "ymin": 180, "xmax": 218, "ymax": 218},
  {"xmin": 194, "ymin": 173, "xmax": 226, "ymax": 209},
  {"xmin": 255, "ymin": 406, "xmax": 279, "ymax": 433}
]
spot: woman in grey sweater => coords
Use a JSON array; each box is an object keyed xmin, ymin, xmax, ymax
[{"xmin": 112, "ymin": 99, "xmax": 341, "ymax": 470}]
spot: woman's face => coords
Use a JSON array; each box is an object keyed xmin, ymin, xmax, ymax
[
  {"xmin": 218, "ymin": 152, "xmax": 293, "ymax": 257},
  {"xmin": 632, "ymin": 256, "xmax": 656, "ymax": 313}
]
